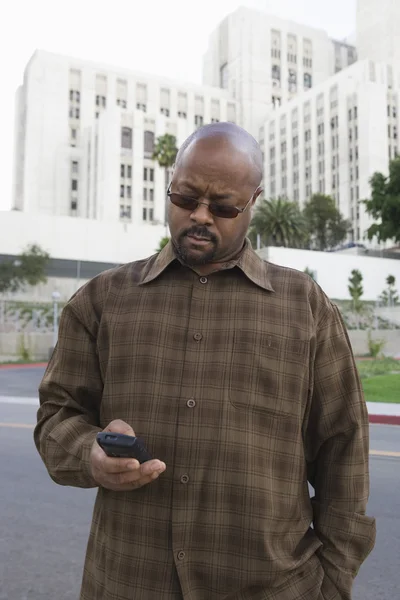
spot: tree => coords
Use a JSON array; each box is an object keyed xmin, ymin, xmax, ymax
[
  {"xmin": 348, "ymin": 269, "xmax": 364, "ymax": 315},
  {"xmin": 250, "ymin": 197, "xmax": 308, "ymax": 248},
  {"xmin": 156, "ymin": 237, "xmax": 170, "ymax": 253},
  {"xmin": 303, "ymin": 194, "xmax": 350, "ymax": 251},
  {"xmin": 379, "ymin": 275, "xmax": 399, "ymax": 306},
  {"xmin": 303, "ymin": 267, "xmax": 317, "ymax": 281},
  {"xmin": 152, "ymin": 134, "xmax": 179, "ymax": 227},
  {"xmin": 363, "ymin": 157, "xmax": 400, "ymax": 244},
  {"xmin": 0, "ymin": 244, "xmax": 50, "ymax": 294}
]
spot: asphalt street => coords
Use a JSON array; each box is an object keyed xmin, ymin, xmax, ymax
[{"xmin": 0, "ymin": 368, "xmax": 399, "ymax": 600}]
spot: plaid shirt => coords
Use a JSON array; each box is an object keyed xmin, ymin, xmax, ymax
[{"xmin": 35, "ymin": 239, "xmax": 375, "ymax": 600}]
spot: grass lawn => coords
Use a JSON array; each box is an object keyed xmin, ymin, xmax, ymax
[
  {"xmin": 362, "ymin": 374, "xmax": 400, "ymax": 403},
  {"xmin": 356, "ymin": 357, "xmax": 400, "ymax": 379}
]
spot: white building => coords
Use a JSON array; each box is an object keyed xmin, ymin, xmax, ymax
[
  {"xmin": 357, "ymin": 0, "xmax": 400, "ymax": 66},
  {"xmin": 12, "ymin": 50, "xmax": 237, "ymax": 223},
  {"xmin": 202, "ymin": 6, "xmax": 356, "ymax": 135},
  {"xmin": 260, "ymin": 59, "xmax": 400, "ymax": 242}
]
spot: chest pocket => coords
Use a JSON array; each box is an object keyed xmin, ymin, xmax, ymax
[{"xmin": 228, "ymin": 330, "xmax": 310, "ymax": 417}]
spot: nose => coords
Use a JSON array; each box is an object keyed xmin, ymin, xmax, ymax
[{"xmin": 190, "ymin": 201, "xmax": 214, "ymax": 226}]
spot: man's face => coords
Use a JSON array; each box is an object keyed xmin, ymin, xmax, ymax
[{"xmin": 168, "ymin": 137, "xmax": 261, "ymax": 266}]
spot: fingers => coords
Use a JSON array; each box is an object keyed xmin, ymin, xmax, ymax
[
  {"xmin": 103, "ymin": 419, "xmax": 136, "ymax": 437},
  {"xmin": 104, "ymin": 461, "xmax": 166, "ymax": 491}
]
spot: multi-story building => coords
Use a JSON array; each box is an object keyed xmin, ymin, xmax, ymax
[
  {"xmin": 12, "ymin": 50, "xmax": 237, "ymax": 223},
  {"xmin": 357, "ymin": 0, "xmax": 400, "ymax": 66},
  {"xmin": 260, "ymin": 59, "xmax": 400, "ymax": 242},
  {"xmin": 202, "ymin": 6, "xmax": 356, "ymax": 136}
]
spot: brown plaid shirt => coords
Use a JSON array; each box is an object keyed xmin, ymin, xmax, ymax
[{"xmin": 35, "ymin": 239, "xmax": 375, "ymax": 600}]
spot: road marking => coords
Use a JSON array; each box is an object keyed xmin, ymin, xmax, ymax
[
  {"xmin": 0, "ymin": 422, "xmax": 34, "ymax": 429},
  {"xmin": 0, "ymin": 396, "xmax": 38, "ymax": 405},
  {"xmin": 369, "ymin": 450, "xmax": 400, "ymax": 458}
]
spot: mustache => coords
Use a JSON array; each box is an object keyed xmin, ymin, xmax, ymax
[{"xmin": 181, "ymin": 227, "xmax": 217, "ymax": 242}]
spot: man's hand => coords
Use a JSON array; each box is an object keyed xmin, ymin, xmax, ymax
[{"xmin": 90, "ymin": 419, "xmax": 166, "ymax": 491}]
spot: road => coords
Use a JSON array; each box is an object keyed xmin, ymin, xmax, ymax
[{"xmin": 0, "ymin": 367, "xmax": 399, "ymax": 599}]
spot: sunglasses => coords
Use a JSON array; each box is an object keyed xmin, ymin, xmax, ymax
[{"xmin": 166, "ymin": 183, "xmax": 257, "ymax": 219}]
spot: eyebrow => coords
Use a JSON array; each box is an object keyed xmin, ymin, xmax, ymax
[{"xmin": 177, "ymin": 181, "xmax": 234, "ymax": 201}]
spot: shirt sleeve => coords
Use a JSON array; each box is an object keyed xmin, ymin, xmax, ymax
[
  {"xmin": 305, "ymin": 302, "xmax": 376, "ymax": 600},
  {"xmin": 34, "ymin": 302, "xmax": 103, "ymax": 488}
]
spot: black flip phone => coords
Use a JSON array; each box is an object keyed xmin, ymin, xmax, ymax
[{"xmin": 96, "ymin": 432, "xmax": 152, "ymax": 463}]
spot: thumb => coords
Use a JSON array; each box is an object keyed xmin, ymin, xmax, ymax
[{"xmin": 104, "ymin": 419, "xmax": 136, "ymax": 437}]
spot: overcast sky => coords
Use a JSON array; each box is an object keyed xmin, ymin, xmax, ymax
[{"xmin": 0, "ymin": 0, "xmax": 357, "ymax": 211}]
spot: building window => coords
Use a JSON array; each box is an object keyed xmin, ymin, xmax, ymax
[
  {"xmin": 127, "ymin": 186, "xmax": 132, "ymax": 199},
  {"xmin": 136, "ymin": 103, "xmax": 147, "ymax": 112},
  {"xmin": 71, "ymin": 128, "xmax": 77, "ymax": 139},
  {"xmin": 149, "ymin": 189, "xmax": 154, "ymax": 202},
  {"xmin": 143, "ymin": 207, "xmax": 147, "ymax": 220},
  {"xmin": 75, "ymin": 108, "xmax": 80, "ymax": 119},
  {"xmin": 121, "ymin": 127, "xmax": 132, "ymax": 149},
  {"xmin": 281, "ymin": 141, "xmax": 287, "ymax": 153},
  {"xmin": 178, "ymin": 111, "xmax": 187, "ymax": 118},
  {"xmin": 71, "ymin": 180, "xmax": 78, "ymax": 191},
  {"xmin": 354, "ymin": 106, "xmax": 358, "ymax": 119},
  {"xmin": 71, "ymin": 200, "xmax": 77, "ymax": 210},
  {"xmin": 144, "ymin": 131, "xmax": 155, "ymax": 154},
  {"xmin": 149, "ymin": 208, "xmax": 154, "ymax": 221},
  {"xmin": 160, "ymin": 107, "xmax": 170, "ymax": 117},
  {"xmin": 394, "ymin": 126, "xmax": 398, "ymax": 139},
  {"xmin": 120, "ymin": 185, "xmax": 125, "ymax": 198},
  {"xmin": 117, "ymin": 99, "xmax": 127, "ymax": 109},
  {"xmin": 304, "ymin": 73, "xmax": 312, "ymax": 89},
  {"xmin": 72, "ymin": 161, "xmax": 78, "ymax": 174},
  {"xmin": 144, "ymin": 168, "xmax": 147, "ymax": 181},
  {"xmin": 394, "ymin": 106, "xmax": 397, "ymax": 118},
  {"xmin": 349, "ymin": 109, "xmax": 352, "ymax": 121},
  {"xmin": 195, "ymin": 115, "xmax": 204, "ymax": 127},
  {"xmin": 388, "ymin": 125, "xmax": 391, "ymax": 138},
  {"xmin": 127, "ymin": 165, "xmax": 132, "ymax": 178},
  {"xmin": 149, "ymin": 168, "xmax": 154, "ymax": 182},
  {"xmin": 96, "ymin": 95, "xmax": 106, "ymax": 107},
  {"xmin": 121, "ymin": 164, "xmax": 125, "ymax": 177},
  {"xmin": 120, "ymin": 205, "xmax": 131, "ymax": 219}
]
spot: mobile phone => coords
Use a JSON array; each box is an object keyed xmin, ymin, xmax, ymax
[{"xmin": 96, "ymin": 432, "xmax": 152, "ymax": 463}]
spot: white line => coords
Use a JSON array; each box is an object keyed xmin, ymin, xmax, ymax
[{"xmin": 0, "ymin": 396, "xmax": 39, "ymax": 406}]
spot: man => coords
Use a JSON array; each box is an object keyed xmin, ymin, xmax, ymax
[{"xmin": 35, "ymin": 122, "xmax": 375, "ymax": 600}]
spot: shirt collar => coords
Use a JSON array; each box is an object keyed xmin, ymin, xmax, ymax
[{"xmin": 139, "ymin": 238, "xmax": 275, "ymax": 292}]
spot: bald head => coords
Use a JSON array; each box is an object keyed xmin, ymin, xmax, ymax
[{"xmin": 175, "ymin": 122, "xmax": 263, "ymax": 187}]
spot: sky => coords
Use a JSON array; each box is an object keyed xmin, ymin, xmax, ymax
[{"xmin": 0, "ymin": 0, "xmax": 357, "ymax": 211}]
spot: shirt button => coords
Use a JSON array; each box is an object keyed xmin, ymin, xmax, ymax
[
  {"xmin": 177, "ymin": 551, "xmax": 185, "ymax": 561},
  {"xmin": 187, "ymin": 398, "xmax": 196, "ymax": 408},
  {"xmin": 180, "ymin": 474, "xmax": 190, "ymax": 484},
  {"xmin": 199, "ymin": 276, "xmax": 208, "ymax": 284},
  {"xmin": 193, "ymin": 332, "xmax": 203, "ymax": 341}
]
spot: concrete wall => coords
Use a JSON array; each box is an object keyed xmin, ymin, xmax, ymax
[
  {"xmin": 1, "ymin": 330, "xmax": 399, "ymax": 363},
  {"xmin": 258, "ymin": 246, "xmax": 400, "ymax": 301}
]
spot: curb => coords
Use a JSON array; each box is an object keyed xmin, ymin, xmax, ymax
[
  {"xmin": 0, "ymin": 363, "xmax": 48, "ymax": 370},
  {"xmin": 369, "ymin": 415, "xmax": 400, "ymax": 426}
]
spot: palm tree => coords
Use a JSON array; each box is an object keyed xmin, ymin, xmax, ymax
[
  {"xmin": 250, "ymin": 197, "xmax": 308, "ymax": 248},
  {"xmin": 152, "ymin": 134, "xmax": 179, "ymax": 229}
]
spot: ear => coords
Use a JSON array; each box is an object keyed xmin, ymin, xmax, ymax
[{"xmin": 252, "ymin": 187, "xmax": 263, "ymax": 205}]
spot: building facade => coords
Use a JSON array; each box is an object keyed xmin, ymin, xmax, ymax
[
  {"xmin": 12, "ymin": 50, "xmax": 237, "ymax": 223},
  {"xmin": 202, "ymin": 6, "xmax": 356, "ymax": 136},
  {"xmin": 260, "ymin": 60, "xmax": 400, "ymax": 242},
  {"xmin": 357, "ymin": 0, "xmax": 400, "ymax": 66}
]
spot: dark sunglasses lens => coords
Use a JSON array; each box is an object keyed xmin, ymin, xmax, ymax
[
  {"xmin": 169, "ymin": 194, "xmax": 198, "ymax": 211},
  {"xmin": 210, "ymin": 204, "xmax": 239, "ymax": 219}
]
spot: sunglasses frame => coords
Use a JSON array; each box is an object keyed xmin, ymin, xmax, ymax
[{"xmin": 166, "ymin": 182, "xmax": 258, "ymax": 219}]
